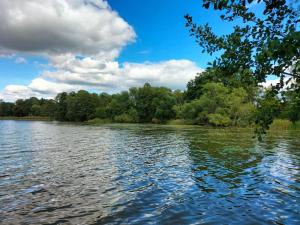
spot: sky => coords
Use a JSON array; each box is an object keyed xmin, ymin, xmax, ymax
[{"xmin": 0, "ymin": 0, "xmax": 259, "ymax": 101}]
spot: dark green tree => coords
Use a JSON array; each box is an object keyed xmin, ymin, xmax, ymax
[
  {"xmin": 0, "ymin": 101, "xmax": 14, "ymax": 116},
  {"xmin": 55, "ymin": 92, "xmax": 68, "ymax": 121},
  {"xmin": 66, "ymin": 90, "xmax": 98, "ymax": 122},
  {"xmin": 284, "ymin": 88, "xmax": 300, "ymax": 123}
]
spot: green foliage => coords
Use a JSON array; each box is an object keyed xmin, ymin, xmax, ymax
[
  {"xmin": 0, "ymin": 101, "xmax": 14, "ymax": 116},
  {"xmin": 66, "ymin": 90, "xmax": 98, "ymax": 122},
  {"xmin": 55, "ymin": 92, "xmax": 68, "ymax": 121},
  {"xmin": 86, "ymin": 118, "xmax": 112, "ymax": 125},
  {"xmin": 113, "ymin": 109, "xmax": 138, "ymax": 123},
  {"xmin": 255, "ymin": 90, "xmax": 281, "ymax": 139},
  {"xmin": 0, "ymin": 97, "xmax": 56, "ymax": 118},
  {"xmin": 208, "ymin": 113, "xmax": 231, "ymax": 126},
  {"xmin": 31, "ymin": 104, "xmax": 42, "ymax": 116},
  {"xmin": 283, "ymin": 88, "xmax": 300, "ymax": 123},
  {"xmin": 179, "ymin": 83, "xmax": 256, "ymax": 127},
  {"xmin": 95, "ymin": 107, "xmax": 108, "ymax": 119},
  {"xmin": 185, "ymin": 0, "xmax": 300, "ymax": 136},
  {"xmin": 128, "ymin": 83, "xmax": 177, "ymax": 122}
]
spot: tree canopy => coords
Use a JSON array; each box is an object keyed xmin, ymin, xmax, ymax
[{"xmin": 185, "ymin": 0, "xmax": 300, "ymax": 137}]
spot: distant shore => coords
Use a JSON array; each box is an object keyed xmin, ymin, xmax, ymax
[
  {"xmin": 0, "ymin": 116, "xmax": 51, "ymax": 121},
  {"xmin": 85, "ymin": 118, "xmax": 300, "ymax": 131},
  {"xmin": 1, "ymin": 117, "xmax": 300, "ymax": 131}
]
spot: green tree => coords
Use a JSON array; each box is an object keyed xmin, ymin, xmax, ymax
[
  {"xmin": 31, "ymin": 104, "xmax": 42, "ymax": 116},
  {"xmin": 66, "ymin": 90, "xmax": 98, "ymax": 122},
  {"xmin": 284, "ymin": 88, "xmax": 300, "ymax": 123},
  {"xmin": 129, "ymin": 83, "xmax": 177, "ymax": 122},
  {"xmin": 179, "ymin": 83, "xmax": 255, "ymax": 126},
  {"xmin": 185, "ymin": 0, "xmax": 300, "ymax": 135},
  {"xmin": 255, "ymin": 90, "xmax": 281, "ymax": 138},
  {"xmin": 55, "ymin": 92, "xmax": 68, "ymax": 121},
  {"xmin": 0, "ymin": 101, "xmax": 14, "ymax": 116},
  {"xmin": 107, "ymin": 91, "xmax": 133, "ymax": 120},
  {"xmin": 41, "ymin": 99, "xmax": 57, "ymax": 118},
  {"xmin": 13, "ymin": 99, "xmax": 32, "ymax": 117}
]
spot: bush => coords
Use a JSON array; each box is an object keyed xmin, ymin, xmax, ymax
[
  {"xmin": 114, "ymin": 113, "xmax": 136, "ymax": 123},
  {"xmin": 208, "ymin": 113, "xmax": 231, "ymax": 126}
]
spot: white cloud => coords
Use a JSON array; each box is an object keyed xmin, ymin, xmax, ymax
[
  {"xmin": 0, "ymin": 85, "xmax": 37, "ymax": 102},
  {"xmin": 42, "ymin": 58, "xmax": 203, "ymax": 91},
  {"xmin": 0, "ymin": 0, "xmax": 135, "ymax": 59},
  {"xmin": 121, "ymin": 60, "xmax": 203, "ymax": 90},
  {"xmin": 49, "ymin": 54, "xmax": 120, "ymax": 75},
  {"xmin": 0, "ymin": 79, "xmax": 80, "ymax": 101},
  {"xmin": 0, "ymin": 0, "xmax": 203, "ymax": 101},
  {"xmin": 29, "ymin": 78, "xmax": 79, "ymax": 94}
]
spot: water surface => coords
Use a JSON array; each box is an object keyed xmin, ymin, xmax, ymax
[{"xmin": 0, "ymin": 121, "xmax": 299, "ymax": 224}]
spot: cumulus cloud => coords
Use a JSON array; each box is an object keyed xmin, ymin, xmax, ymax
[
  {"xmin": 0, "ymin": 79, "xmax": 80, "ymax": 101},
  {"xmin": 29, "ymin": 78, "xmax": 79, "ymax": 94},
  {"xmin": 43, "ymin": 58, "xmax": 202, "ymax": 90},
  {"xmin": 0, "ymin": 0, "xmax": 135, "ymax": 59},
  {"xmin": 121, "ymin": 60, "xmax": 203, "ymax": 90},
  {"xmin": 0, "ymin": 0, "xmax": 203, "ymax": 102},
  {"xmin": 0, "ymin": 85, "xmax": 38, "ymax": 102}
]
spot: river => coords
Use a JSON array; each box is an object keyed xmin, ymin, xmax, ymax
[{"xmin": 0, "ymin": 120, "xmax": 299, "ymax": 224}]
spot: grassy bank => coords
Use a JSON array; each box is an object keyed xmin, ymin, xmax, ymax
[
  {"xmin": 2, "ymin": 117, "xmax": 300, "ymax": 131},
  {"xmin": 0, "ymin": 116, "xmax": 51, "ymax": 121},
  {"xmin": 269, "ymin": 119, "xmax": 300, "ymax": 130},
  {"xmin": 87, "ymin": 118, "xmax": 300, "ymax": 130},
  {"xmin": 85, "ymin": 118, "xmax": 113, "ymax": 125}
]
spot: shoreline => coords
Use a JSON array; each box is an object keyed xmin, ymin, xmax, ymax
[
  {"xmin": 1, "ymin": 117, "xmax": 300, "ymax": 131},
  {"xmin": 0, "ymin": 116, "xmax": 51, "ymax": 121}
]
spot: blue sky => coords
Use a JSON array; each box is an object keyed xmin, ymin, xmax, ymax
[
  {"xmin": 107, "ymin": 0, "xmax": 227, "ymax": 64},
  {"xmin": 0, "ymin": 0, "xmax": 259, "ymax": 101}
]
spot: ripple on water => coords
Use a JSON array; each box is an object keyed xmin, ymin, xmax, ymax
[{"xmin": 0, "ymin": 121, "xmax": 299, "ymax": 224}]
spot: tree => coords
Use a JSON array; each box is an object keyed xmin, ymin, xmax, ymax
[
  {"xmin": 185, "ymin": 0, "xmax": 300, "ymax": 135},
  {"xmin": 13, "ymin": 99, "xmax": 31, "ymax": 116},
  {"xmin": 55, "ymin": 92, "xmax": 68, "ymax": 121},
  {"xmin": 129, "ymin": 83, "xmax": 177, "ymax": 123},
  {"xmin": 179, "ymin": 83, "xmax": 256, "ymax": 126},
  {"xmin": 284, "ymin": 88, "xmax": 300, "ymax": 123},
  {"xmin": 0, "ymin": 101, "xmax": 14, "ymax": 116},
  {"xmin": 132, "ymin": 83, "xmax": 155, "ymax": 122},
  {"xmin": 31, "ymin": 104, "xmax": 42, "ymax": 116},
  {"xmin": 151, "ymin": 87, "xmax": 177, "ymax": 122},
  {"xmin": 40, "ymin": 99, "xmax": 57, "ymax": 118},
  {"xmin": 255, "ymin": 90, "xmax": 281, "ymax": 139},
  {"xmin": 107, "ymin": 91, "xmax": 134, "ymax": 120},
  {"xmin": 66, "ymin": 90, "xmax": 98, "ymax": 122}
]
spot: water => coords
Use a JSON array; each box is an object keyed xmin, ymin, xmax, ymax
[{"xmin": 0, "ymin": 121, "xmax": 299, "ymax": 225}]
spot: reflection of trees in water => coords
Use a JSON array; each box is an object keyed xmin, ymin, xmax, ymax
[
  {"xmin": 184, "ymin": 128, "xmax": 262, "ymax": 194},
  {"xmin": 185, "ymin": 128, "xmax": 300, "ymax": 205}
]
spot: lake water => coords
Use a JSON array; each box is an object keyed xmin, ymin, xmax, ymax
[{"xmin": 0, "ymin": 121, "xmax": 299, "ymax": 224}]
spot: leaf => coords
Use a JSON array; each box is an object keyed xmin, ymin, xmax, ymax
[{"xmin": 203, "ymin": 2, "xmax": 210, "ymax": 9}]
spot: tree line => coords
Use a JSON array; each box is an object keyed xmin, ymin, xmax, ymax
[{"xmin": 1, "ymin": 80, "xmax": 299, "ymax": 127}]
